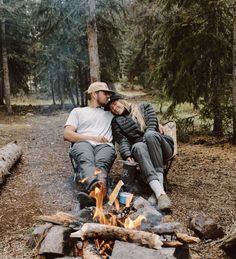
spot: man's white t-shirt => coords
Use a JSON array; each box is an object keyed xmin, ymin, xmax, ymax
[{"xmin": 65, "ymin": 107, "xmax": 114, "ymax": 146}]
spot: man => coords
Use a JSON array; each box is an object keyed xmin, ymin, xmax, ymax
[{"xmin": 64, "ymin": 82, "xmax": 116, "ymax": 207}]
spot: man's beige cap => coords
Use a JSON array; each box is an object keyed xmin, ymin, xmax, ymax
[{"xmin": 85, "ymin": 82, "xmax": 115, "ymax": 94}]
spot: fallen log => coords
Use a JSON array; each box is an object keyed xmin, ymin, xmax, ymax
[
  {"xmin": 71, "ymin": 223, "xmax": 163, "ymax": 250},
  {"xmin": 0, "ymin": 141, "xmax": 22, "ymax": 186}
]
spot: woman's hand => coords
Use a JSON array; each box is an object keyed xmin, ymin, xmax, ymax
[
  {"xmin": 159, "ymin": 124, "xmax": 165, "ymax": 135},
  {"xmin": 126, "ymin": 157, "xmax": 135, "ymax": 163}
]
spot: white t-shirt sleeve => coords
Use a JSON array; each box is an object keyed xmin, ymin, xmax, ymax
[{"xmin": 65, "ymin": 108, "xmax": 79, "ymax": 129}]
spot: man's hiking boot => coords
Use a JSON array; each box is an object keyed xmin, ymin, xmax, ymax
[
  {"xmin": 77, "ymin": 192, "xmax": 96, "ymax": 209},
  {"xmin": 157, "ymin": 194, "xmax": 171, "ymax": 211}
]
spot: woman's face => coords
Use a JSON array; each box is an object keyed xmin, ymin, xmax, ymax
[{"xmin": 110, "ymin": 100, "xmax": 125, "ymax": 115}]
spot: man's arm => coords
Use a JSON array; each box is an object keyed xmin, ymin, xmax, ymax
[{"xmin": 63, "ymin": 125, "xmax": 108, "ymax": 143}]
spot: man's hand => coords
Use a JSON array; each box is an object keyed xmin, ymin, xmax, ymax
[{"xmin": 93, "ymin": 136, "xmax": 108, "ymax": 143}]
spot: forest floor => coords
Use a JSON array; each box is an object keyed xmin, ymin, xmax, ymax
[{"xmin": 0, "ymin": 93, "xmax": 235, "ymax": 259}]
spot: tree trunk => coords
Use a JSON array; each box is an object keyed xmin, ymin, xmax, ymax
[
  {"xmin": 49, "ymin": 73, "xmax": 56, "ymax": 105},
  {"xmin": 1, "ymin": 9, "xmax": 12, "ymax": 113},
  {"xmin": 0, "ymin": 73, "xmax": 4, "ymax": 105},
  {"xmin": 87, "ymin": 0, "xmax": 100, "ymax": 83},
  {"xmin": 58, "ymin": 68, "xmax": 65, "ymax": 109},
  {"xmin": 233, "ymin": 3, "xmax": 236, "ymax": 144},
  {"xmin": 75, "ymin": 71, "xmax": 80, "ymax": 106},
  {"xmin": 212, "ymin": 88, "xmax": 223, "ymax": 136},
  {"xmin": 0, "ymin": 142, "xmax": 22, "ymax": 187},
  {"xmin": 66, "ymin": 77, "xmax": 76, "ymax": 107}
]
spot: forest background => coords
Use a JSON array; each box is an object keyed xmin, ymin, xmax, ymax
[{"xmin": 0, "ymin": 0, "xmax": 236, "ymax": 143}]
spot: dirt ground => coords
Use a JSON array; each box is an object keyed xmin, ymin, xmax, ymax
[{"xmin": 0, "ymin": 107, "xmax": 235, "ymax": 259}]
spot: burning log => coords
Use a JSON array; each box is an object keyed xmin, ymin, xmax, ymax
[
  {"xmin": 71, "ymin": 223, "xmax": 163, "ymax": 250},
  {"xmin": 0, "ymin": 141, "xmax": 22, "ymax": 186}
]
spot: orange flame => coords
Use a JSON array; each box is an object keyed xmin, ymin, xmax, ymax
[
  {"xmin": 90, "ymin": 184, "xmax": 107, "ymax": 224},
  {"xmin": 124, "ymin": 215, "xmax": 146, "ymax": 229}
]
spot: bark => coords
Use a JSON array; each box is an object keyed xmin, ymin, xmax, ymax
[
  {"xmin": 87, "ymin": 0, "xmax": 100, "ymax": 83},
  {"xmin": 0, "ymin": 8, "xmax": 12, "ymax": 113},
  {"xmin": 0, "ymin": 142, "xmax": 22, "ymax": 187},
  {"xmin": 71, "ymin": 223, "xmax": 163, "ymax": 250},
  {"xmin": 233, "ymin": 3, "xmax": 236, "ymax": 144}
]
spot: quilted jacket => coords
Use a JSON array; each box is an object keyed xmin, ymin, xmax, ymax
[{"xmin": 111, "ymin": 103, "xmax": 159, "ymax": 160}]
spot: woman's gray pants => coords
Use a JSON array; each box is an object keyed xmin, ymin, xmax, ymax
[
  {"xmin": 70, "ymin": 141, "xmax": 116, "ymax": 190},
  {"xmin": 131, "ymin": 131, "xmax": 174, "ymax": 183}
]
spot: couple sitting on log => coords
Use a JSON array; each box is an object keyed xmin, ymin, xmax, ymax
[{"xmin": 63, "ymin": 82, "xmax": 174, "ymax": 211}]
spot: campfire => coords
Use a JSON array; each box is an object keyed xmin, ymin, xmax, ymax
[
  {"xmin": 31, "ymin": 177, "xmax": 201, "ymax": 258},
  {"xmin": 87, "ymin": 181, "xmax": 147, "ymax": 258}
]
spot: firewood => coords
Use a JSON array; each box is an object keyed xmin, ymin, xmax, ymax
[
  {"xmin": 37, "ymin": 212, "xmax": 79, "ymax": 226},
  {"xmin": 176, "ymin": 233, "xmax": 200, "ymax": 244},
  {"xmin": 71, "ymin": 223, "xmax": 163, "ymax": 250},
  {"xmin": 162, "ymin": 240, "xmax": 183, "ymax": 247},
  {"xmin": 0, "ymin": 141, "xmax": 22, "ymax": 186}
]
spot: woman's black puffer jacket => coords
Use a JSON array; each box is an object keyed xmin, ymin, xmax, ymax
[{"xmin": 111, "ymin": 103, "xmax": 159, "ymax": 160}]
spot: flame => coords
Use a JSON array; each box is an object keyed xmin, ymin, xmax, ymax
[
  {"xmin": 94, "ymin": 239, "xmax": 114, "ymax": 259},
  {"xmin": 124, "ymin": 215, "xmax": 146, "ymax": 229},
  {"xmin": 90, "ymin": 184, "xmax": 107, "ymax": 224}
]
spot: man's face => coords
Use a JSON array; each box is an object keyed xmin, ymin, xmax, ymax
[{"xmin": 96, "ymin": 91, "xmax": 112, "ymax": 106}]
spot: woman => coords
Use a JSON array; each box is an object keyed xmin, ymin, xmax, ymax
[{"xmin": 105, "ymin": 93, "xmax": 174, "ymax": 210}]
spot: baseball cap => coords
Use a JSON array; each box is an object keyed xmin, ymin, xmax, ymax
[{"xmin": 85, "ymin": 82, "xmax": 115, "ymax": 94}]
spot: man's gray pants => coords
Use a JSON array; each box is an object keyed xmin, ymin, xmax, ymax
[
  {"xmin": 131, "ymin": 131, "xmax": 174, "ymax": 184},
  {"xmin": 70, "ymin": 141, "xmax": 116, "ymax": 191}
]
